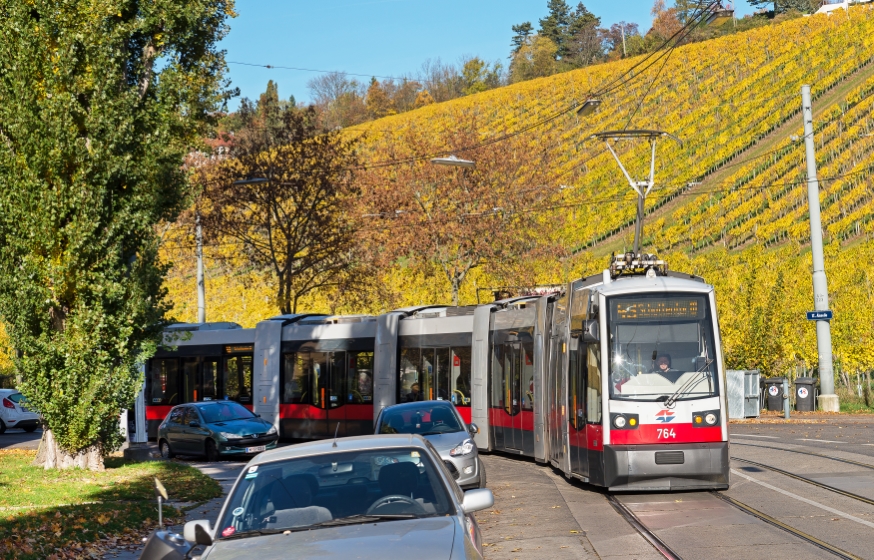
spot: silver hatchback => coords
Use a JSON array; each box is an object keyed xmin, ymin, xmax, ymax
[
  {"xmin": 375, "ymin": 401, "xmax": 485, "ymax": 489},
  {"xmin": 139, "ymin": 434, "xmax": 494, "ymax": 560}
]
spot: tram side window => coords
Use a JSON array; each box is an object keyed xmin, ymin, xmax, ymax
[
  {"xmin": 148, "ymin": 359, "xmax": 180, "ymax": 405},
  {"xmin": 223, "ymin": 354, "xmax": 254, "ymax": 403},
  {"xmin": 282, "ymin": 353, "xmax": 310, "ymax": 404},
  {"xmin": 399, "ymin": 346, "xmax": 468, "ymax": 404},
  {"xmin": 182, "ymin": 358, "xmax": 199, "ymax": 403},
  {"xmin": 521, "ymin": 342, "xmax": 534, "ymax": 411},
  {"xmin": 328, "ymin": 352, "xmax": 345, "ymax": 408},
  {"xmin": 568, "ymin": 342, "xmax": 580, "ymax": 430},
  {"xmin": 450, "ymin": 347, "xmax": 471, "ymax": 407},
  {"xmin": 348, "ymin": 352, "xmax": 374, "ymax": 403},
  {"xmin": 202, "ymin": 360, "xmax": 220, "ymax": 401},
  {"xmin": 586, "ymin": 344, "xmax": 602, "ymax": 423}
]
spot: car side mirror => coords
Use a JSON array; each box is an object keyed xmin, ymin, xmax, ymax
[
  {"xmin": 188, "ymin": 421, "xmax": 200, "ymax": 428},
  {"xmin": 461, "ymin": 488, "xmax": 494, "ymax": 514},
  {"xmin": 184, "ymin": 520, "xmax": 213, "ymax": 546},
  {"xmin": 468, "ymin": 423, "xmax": 479, "ymax": 435}
]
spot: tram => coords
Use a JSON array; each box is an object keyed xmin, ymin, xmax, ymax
[{"xmin": 143, "ymin": 253, "xmax": 728, "ymax": 491}]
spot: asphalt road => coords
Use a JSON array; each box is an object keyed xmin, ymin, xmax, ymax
[{"xmin": 0, "ymin": 427, "xmax": 41, "ymax": 450}]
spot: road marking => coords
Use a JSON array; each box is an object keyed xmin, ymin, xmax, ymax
[
  {"xmin": 731, "ymin": 469, "xmax": 874, "ymax": 529},
  {"xmin": 797, "ymin": 438, "xmax": 844, "ymax": 444},
  {"xmin": 731, "ymin": 434, "xmax": 779, "ymax": 439}
]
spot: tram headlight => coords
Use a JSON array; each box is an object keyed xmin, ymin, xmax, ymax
[
  {"xmin": 692, "ymin": 410, "xmax": 720, "ymax": 427},
  {"xmin": 610, "ymin": 413, "xmax": 638, "ymax": 430}
]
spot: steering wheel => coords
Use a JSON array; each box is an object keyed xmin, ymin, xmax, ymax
[{"xmin": 366, "ymin": 495, "xmax": 425, "ymax": 515}]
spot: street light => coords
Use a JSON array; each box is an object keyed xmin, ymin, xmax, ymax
[
  {"xmin": 576, "ymin": 99, "xmax": 602, "ymax": 116},
  {"xmin": 430, "ymin": 155, "xmax": 475, "ymax": 168}
]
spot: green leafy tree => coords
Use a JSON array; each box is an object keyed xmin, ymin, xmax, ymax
[
  {"xmin": 510, "ymin": 22, "xmax": 534, "ymax": 55},
  {"xmin": 461, "ymin": 58, "xmax": 503, "ymax": 96},
  {"xmin": 510, "ymin": 35, "xmax": 561, "ymax": 83},
  {"xmin": 0, "ymin": 0, "xmax": 233, "ymax": 469},
  {"xmin": 539, "ymin": 0, "xmax": 573, "ymax": 59}
]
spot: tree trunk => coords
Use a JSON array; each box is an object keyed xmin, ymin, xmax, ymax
[
  {"xmin": 451, "ymin": 279, "xmax": 459, "ymax": 307},
  {"xmin": 32, "ymin": 429, "xmax": 104, "ymax": 471}
]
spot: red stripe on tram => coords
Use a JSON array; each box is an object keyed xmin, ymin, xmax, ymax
[{"xmin": 609, "ymin": 423, "xmax": 723, "ymax": 445}]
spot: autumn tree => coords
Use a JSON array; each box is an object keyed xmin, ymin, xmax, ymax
[
  {"xmin": 510, "ymin": 35, "xmax": 561, "ymax": 83},
  {"xmin": 200, "ymin": 104, "xmax": 360, "ymax": 314},
  {"xmin": 358, "ymin": 113, "xmax": 559, "ymax": 305},
  {"xmin": 0, "ymin": 0, "xmax": 232, "ymax": 469},
  {"xmin": 307, "ymin": 72, "xmax": 368, "ymax": 129}
]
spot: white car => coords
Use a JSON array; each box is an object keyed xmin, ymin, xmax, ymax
[{"xmin": 0, "ymin": 389, "xmax": 40, "ymax": 434}]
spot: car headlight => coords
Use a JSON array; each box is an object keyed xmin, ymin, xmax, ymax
[
  {"xmin": 267, "ymin": 426, "xmax": 277, "ymax": 435},
  {"xmin": 450, "ymin": 438, "xmax": 475, "ymax": 457},
  {"xmin": 219, "ymin": 432, "xmax": 242, "ymax": 440}
]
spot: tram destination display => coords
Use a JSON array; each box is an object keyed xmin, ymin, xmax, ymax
[{"xmin": 614, "ymin": 297, "xmax": 704, "ymax": 321}]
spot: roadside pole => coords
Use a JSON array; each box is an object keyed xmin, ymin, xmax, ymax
[
  {"xmin": 196, "ymin": 209, "xmax": 206, "ymax": 323},
  {"xmin": 801, "ymin": 85, "xmax": 838, "ymax": 412}
]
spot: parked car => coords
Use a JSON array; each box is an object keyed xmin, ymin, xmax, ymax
[
  {"xmin": 157, "ymin": 401, "xmax": 278, "ymax": 461},
  {"xmin": 0, "ymin": 389, "xmax": 40, "ymax": 434},
  {"xmin": 140, "ymin": 433, "xmax": 494, "ymax": 560},
  {"xmin": 375, "ymin": 400, "xmax": 486, "ymax": 489}
]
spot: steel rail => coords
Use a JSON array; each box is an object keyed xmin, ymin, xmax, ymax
[
  {"xmin": 606, "ymin": 494, "xmax": 682, "ymax": 560},
  {"xmin": 731, "ymin": 456, "xmax": 874, "ymax": 507},
  {"xmin": 710, "ymin": 491, "xmax": 862, "ymax": 560},
  {"xmin": 731, "ymin": 441, "xmax": 874, "ymax": 470}
]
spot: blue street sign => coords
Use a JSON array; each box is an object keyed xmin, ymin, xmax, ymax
[{"xmin": 806, "ymin": 310, "xmax": 833, "ymax": 321}]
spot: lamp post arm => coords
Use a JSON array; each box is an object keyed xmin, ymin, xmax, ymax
[{"xmin": 645, "ymin": 138, "xmax": 657, "ymax": 196}]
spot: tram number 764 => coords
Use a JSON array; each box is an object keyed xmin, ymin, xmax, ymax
[{"xmin": 657, "ymin": 428, "xmax": 676, "ymax": 439}]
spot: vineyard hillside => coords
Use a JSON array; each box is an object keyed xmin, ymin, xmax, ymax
[{"xmin": 161, "ymin": 6, "xmax": 874, "ymax": 379}]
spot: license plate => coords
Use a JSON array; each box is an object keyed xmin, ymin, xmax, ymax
[
  {"xmin": 246, "ymin": 445, "xmax": 266, "ymax": 453},
  {"xmin": 20, "ymin": 407, "xmax": 29, "ymax": 412}
]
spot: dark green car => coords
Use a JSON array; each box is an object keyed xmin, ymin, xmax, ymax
[{"xmin": 157, "ymin": 401, "xmax": 278, "ymax": 461}]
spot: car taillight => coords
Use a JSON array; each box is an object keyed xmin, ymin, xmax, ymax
[{"xmin": 2, "ymin": 398, "xmax": 15, "ymax": 409}]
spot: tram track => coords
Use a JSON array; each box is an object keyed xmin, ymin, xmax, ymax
[
  {"xmin": 605, "ymin": 494, "xmax": 683, "ymax": 560},
  {"xmin": 709, "ymin": 490, "xmax": 863, "ymax": 560},
  {"xmin": 731, "ymin": 455, "xmax": 874, "ymax": 507},
  {"xmin": 731, "ymin": 440, "xmax": 874, "ymax": 471}
]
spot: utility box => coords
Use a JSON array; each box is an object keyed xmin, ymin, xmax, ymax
[
  {"xmin": 728, "ymin": 370, "xmax": 761, "ymax": 419},
  {"xmin": 795, "ymin": 377, "xmax": 817, "ymax": 412},
  {"xmin": 763, "ymin": 377, "xmax": 786, "ymax": 411},
  {"xmin": 744, "ymin": 370, "xmax": 761, "ymax": 418},
  {"xmin": 727, "ymin": 370, "xmax": 744, "ymax": 419}
]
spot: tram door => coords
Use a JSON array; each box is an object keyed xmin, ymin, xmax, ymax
[
  {"xmin": 547, "ymin": 336, "xmax": 565, "ymax": 467},
  {"xmin": 568, "ymin": 338, "xmax": 588, "ymax": 477},
  {"xmin": 501, "ymin": 342, "xmax": 523, "ymax": 451},
  {"xmin": 311, "ymin": 352, "xmax": 347, "ymax": 438}
]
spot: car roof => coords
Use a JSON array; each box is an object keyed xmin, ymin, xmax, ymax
[
  {"xmin": 177, "ymin": 401, "xmax": 242, "ymax": 408},
  {"xmin": 249, "ymin": 434, "xmax": 432, "ymax": 466}
]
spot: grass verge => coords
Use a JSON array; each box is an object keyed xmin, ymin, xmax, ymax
[{"xmin": 0, "ymin": 449, "xmax": 221, "ymax": 559}]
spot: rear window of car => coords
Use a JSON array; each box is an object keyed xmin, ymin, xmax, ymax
[
  {"xmin": 8, "ymin": 393, "xmax": 25, "ymax": 403},
  {"xmin": 378, "ymin": 404, "xmax": 464, "ymax": 435}
]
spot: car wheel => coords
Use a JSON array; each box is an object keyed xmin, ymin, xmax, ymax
[
  {"xmin": 23, "ymin": 425, "xmax": 37, "ymax": 433},
  {"xmin": 159, "ymin": 440, "xmax": 175, "ymax": 459},
  {"xmin": 0, "ymin": 420, "xmax": 6, "ymax": 435},
  {"xmin": 477, "ymin": 458, "xmax": 487, "ymax": 488},
  {"xmin": 205, "ymin": 439, "xmax": 219, "ymax": 462}
]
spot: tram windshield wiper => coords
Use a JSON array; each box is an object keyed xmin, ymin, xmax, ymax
[{"xmin": 664, "ymin": 359, "xmax": 713, "ymax": 408}]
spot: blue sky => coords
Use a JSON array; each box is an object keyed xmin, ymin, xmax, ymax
[{"xmin": 219, "ymin": 1, "xmax": 757, "ymax": 109}]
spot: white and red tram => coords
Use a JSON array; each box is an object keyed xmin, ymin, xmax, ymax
[{"xmin": 142, "ymin": 254, "xmax": 728, "ymax": 490}]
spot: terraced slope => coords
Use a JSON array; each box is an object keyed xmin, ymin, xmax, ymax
[{"xmin": 353, "ymin": 5, "xmax": 874, "ymax": 254}]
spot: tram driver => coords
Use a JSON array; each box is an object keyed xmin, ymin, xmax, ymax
[{"xmin": 652, "ymin": 353, "xmax": 683, "ymax": 383}]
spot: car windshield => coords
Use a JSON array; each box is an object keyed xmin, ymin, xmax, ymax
[
  {"xmin": 216, "ymin": 448, "xmax": 453, "ymax": 539},
  {"xmin": 378, "ymin": 404, "xmax": 464, "ymax": 435},
  {"xmin": 608, "ymin": 293, "xmax": 719, "ymax": 402},
  {"xmin": 200, "ymin": 402, "xmax": 256, "ymax": 423}
]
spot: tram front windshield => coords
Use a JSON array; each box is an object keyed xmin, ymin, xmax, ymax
[{"xmin": 607, "ymin": 293, "xmax": 718, "ymax": 402}]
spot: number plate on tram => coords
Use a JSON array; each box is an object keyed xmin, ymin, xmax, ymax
[{"xmin": 246, "ymin": 445, "xmax": 266, "ymax": 453}]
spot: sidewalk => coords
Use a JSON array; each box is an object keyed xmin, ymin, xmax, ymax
[{"xmin": 101, "ymin": 459, "xmax": 245, "ymax": 559}]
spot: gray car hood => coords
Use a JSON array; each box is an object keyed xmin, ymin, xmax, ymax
[
  {"xmin": 204, "ymin": 517, "xmax": 456, "ymax": 560},
  {"xmin": 422, "ymin": 431, "xmax": 470, "ymax": 455}
]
